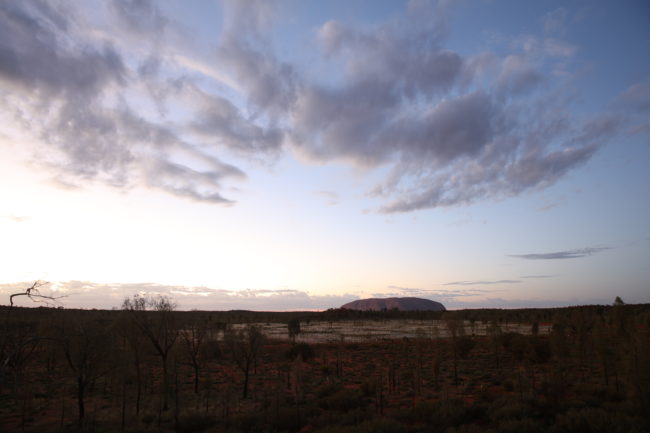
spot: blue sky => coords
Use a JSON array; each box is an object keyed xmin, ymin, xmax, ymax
[{"xmin": 0, "ymin": 0, "xmax": 648, "ymax": 310}]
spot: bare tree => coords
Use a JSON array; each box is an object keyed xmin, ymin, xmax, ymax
[
  {"xmin": 444, "ymin": 315, "xmax": 461, "ymax": 384},
  {"xmin": 225, "ymin": 325, "xmax": 266, "ymax": 399},
  {"xmin": 7, "ymin": 281, "xmax": 66, "ymax": 310},
  {"xmin": 288, "ymin": 318, "xmax": 301, "ymax": 343},
  {"xmin": 115, "ymin": 311, "xmax": 147, "ymax": 417},
  {"xmin": 57, "ymin": 317, "xmax": 111, "ymax": 427},
  {"xmin": 122, "ymin": 294, "xmax": 179, "ymax": 411},
  {"xmin": 180, "ymin": 316, "xmax": 209, "ymax": 394},
  {"xmin": 1, "ymin": 281, "xmax": 63, "ymax": 386}
]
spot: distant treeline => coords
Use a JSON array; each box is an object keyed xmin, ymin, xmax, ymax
[{"xmin": 4, "ymin": 301, "xmax": 649, "ymax": 325}]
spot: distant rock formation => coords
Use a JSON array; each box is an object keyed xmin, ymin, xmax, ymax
[{"xmin": 341, "ymin": 297, "xmax": 446, "ymax": 312}]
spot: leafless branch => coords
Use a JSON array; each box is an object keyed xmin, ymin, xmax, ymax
[{"xmin": 8, "ymin": 281, "xmax": 66, "ymax": 308}]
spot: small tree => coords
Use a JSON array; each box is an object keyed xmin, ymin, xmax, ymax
[
  {"xmin": 488, "ymin": 319, "xmax": 502, "ymax": 370},
  {"xmin": 225, "ymin": 325, "xmax": 266, "ymax": 398},
  {"xmin": 58, "ymin": 317, "xmax": 111, "ymax": 427},
  {"xmin": 444, "ymin": 315, "xmax": 461, "ymax": 384},
  {"xmin": 180, "ymin": 317, "xmax": 209, "ymax": 394},
  {"xmin": 288, "ymin": 318, "xmax": 301, "ymax": 343}
]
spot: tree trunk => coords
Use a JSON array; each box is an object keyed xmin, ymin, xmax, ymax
[
  {"xmin": 77, "ymin": 377, "xmax": 85, "ymax": 426},
  {"xmin": 162, "ymin": 354, "xmax": 169, "ymax": 411},
  {"xmin": 135, "ymin": 350, "xmax": 142, "ymax": 416},
  {"xmin": 193, "ymin": 362, "xmax": 200, "ymax": 394},
  {"xmin": 121, "ymin": 380, "xmax": 126, "ymax": 431},
  {"xmin": 243, "ymin": 360, "xmax": 250, "ymax": 399}
]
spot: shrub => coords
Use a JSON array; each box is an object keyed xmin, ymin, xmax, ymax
[
  {"xmin": 177, "ymin": 412, "xmax": 216, "ymax": 433},
  {"xmin": 319, "ymin": 388, "xmax": 366, "ymax": 412},
  {"xmin": 457, "ymin": 336, "xmax": 475, "ymax": 358},
  {"xmin": 286, "ymin": 342, "xmax": 315, "ymax": 361},
  {"xmin": 551, "ymin": 407, "xmax": 648, "ymax": 433}
]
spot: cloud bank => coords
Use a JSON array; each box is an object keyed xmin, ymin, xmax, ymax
[{"xmin": 0, "ymin": 281, "xmax": 358, "ymax": 311}]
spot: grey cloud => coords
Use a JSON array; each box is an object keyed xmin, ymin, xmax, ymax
[
  {"xmin": 504, "ymin": 143, "xmax": 599, "ymax": 192},
  {"xmin": 313, "ymin": 190, "xmax": 340, "ymax": 206},
  {"xmin": 616, "ymin": 79, "xmax": 650, "ymax": 112},
  {"xmin": 445, "ymin": 297, "xmax": 614, "ymax": 310},
  {"xmin": 516, "ymin": 35, "xmax": 576, "ymax": 58},
  {"xmin": 316, "ymin": 16, "xmax": 459, "ymax": 97},
  {"xmin": 510, "ymin": 247, "xmax": 612, "ymax": 260},
  {"xmin": 497, "ymin": 55, "xmax": 541, "ymax": 95},
  {"xmin": 521, "ymin": 275, "xmax": 557, "ymax": 279},
  {"xmin": 613, "ymin": 79, "xmax": 650, "ymax": 142},
  {"xmin": 574, "ymin": 114, "xmax": 621, "ymax": 144},
  {"xmin": 539, "ymin": 201, "xmax": 561, "ymax": 211},
  {"xmin": 542, "ymin": 38, "xmax": 577, "ymax": 58},
  {"xmin": 382, "ymin": 284, "xmax": 614, "ymax": 309},
  {"xmin": 217, "ymin": 0, "xmax": 298, "ymax": 118},
  {"xmin": 217, "ymin": 36, "xmax": 298, "ymax": 117},
  {"xmin": 543, "ymin": 8, "xmax": 568, "ymax": 36},
  {"xmin": 291, "ymin": 81, "xmax": 399, "ymax": 165},
  {"xmin": 0, "ymin": 1, "xmax": 620, "ymax": 212},
  {"xmin": 109, "ymin": 0, "xmax": 168, "ymax": 36},
  {"xmin": 628, "ymin": 121, "xmax": 650, "ymax": 138},
  {"xmin": 145, "ymin": 156, "xmax": 244, "ymax": 205},
  {"xmin": 386, "ymin": 285, "xmax": 491, "ymax": 297},
  {"xmin": 187, "ymin": 84, "xmax": 284, "ymax": 155},
  {"xmin": 380, "ymin": 92, "xmax": 498, "ymax": 165},
  {"xmin": 290, "ymin": 4, "xmax": 601, "ymax": 213},
  {"xmin": 0, "ymin": 2, "xmax": 250, "ymax": 205},
  {"xmin": 378, "ymin": 138, "xmax": 598, "ymax": 214},
  {"xmin": 443, "ymin": 280, "xmax": 520, "ymax": 286},
  {"xmin": 0, "ymin": 2, "xmax": 126, "ymax": 96},
  {"xmin": 380, "ymin": 285, "xmax": 495, "ymax": 304}
]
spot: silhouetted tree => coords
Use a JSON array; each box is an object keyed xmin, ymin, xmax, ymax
[
  {"xmin": 445, "ymin": 316, "xmax": 461, "ymax": 383},
  {"xmin": 116, "ymin": 312, "xmax": 146, "ymax": 416},
  {"xmin": 122, "ymin": 294, "xmax": 178, "ymax": 411},
  {"xmin": 58, "ymin": 317, "xmax": 111, "ymax": 427},
  {"xmin": 225, "ymin": 325, "xmax": 266, "ymax": 398},
  {"xmin": 181, "ymin": 316, "xmax": 209, "ymax": 394},
  {"xmin": 488, "ymin": 319, "xmax": 502, "ymax": 370},
  {"xmin": 288, "ymin": 318, "xmax": 301, "ymax": 343}
]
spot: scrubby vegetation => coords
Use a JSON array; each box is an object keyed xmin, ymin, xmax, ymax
[{"xmin": 1, "ymin": 294, "xmax": 649, "ymax": 432}]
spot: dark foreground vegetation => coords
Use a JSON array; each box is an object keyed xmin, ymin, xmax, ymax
[{"xmin": 1, "ymin": 293, "xmax": 649, "ymax": 433}]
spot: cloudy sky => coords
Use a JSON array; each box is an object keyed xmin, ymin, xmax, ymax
[{"xmin": 1, "ymin": 0, "xmax": 649, "ymax": 310}]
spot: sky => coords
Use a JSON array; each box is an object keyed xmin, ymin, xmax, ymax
[{"xmin": 1, "ymin": 0, "xmax": 649, "ymax": 311}]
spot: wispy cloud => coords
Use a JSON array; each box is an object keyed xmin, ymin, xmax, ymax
[
  {"xmin": 0, "ymin": 1, "xmax": 623, "ymax": 213},
  {"xmin": 381, "ymin": 285, "xmax": 495, "ymax": 306},
  {"xmin": 443, "ymin": 280, "xmax": 520, "ymax": 286},
  {"xmin": 538, "ymin": 201, "xmax": 563, "ymax": 212},
  {"xmin": 509, "ymin": 247, "xmax": 611, "ymax": 260},
  {"xmin": 0, "ymin": 1, "xmax": 251, "ymax": 205},
  {"xmin": 313, "ymin": 190, "xmax": 340, "ymax": 206},
  {"xmin": 0, "ymin": 215, "xmax": 30, "ymax": 223}
]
